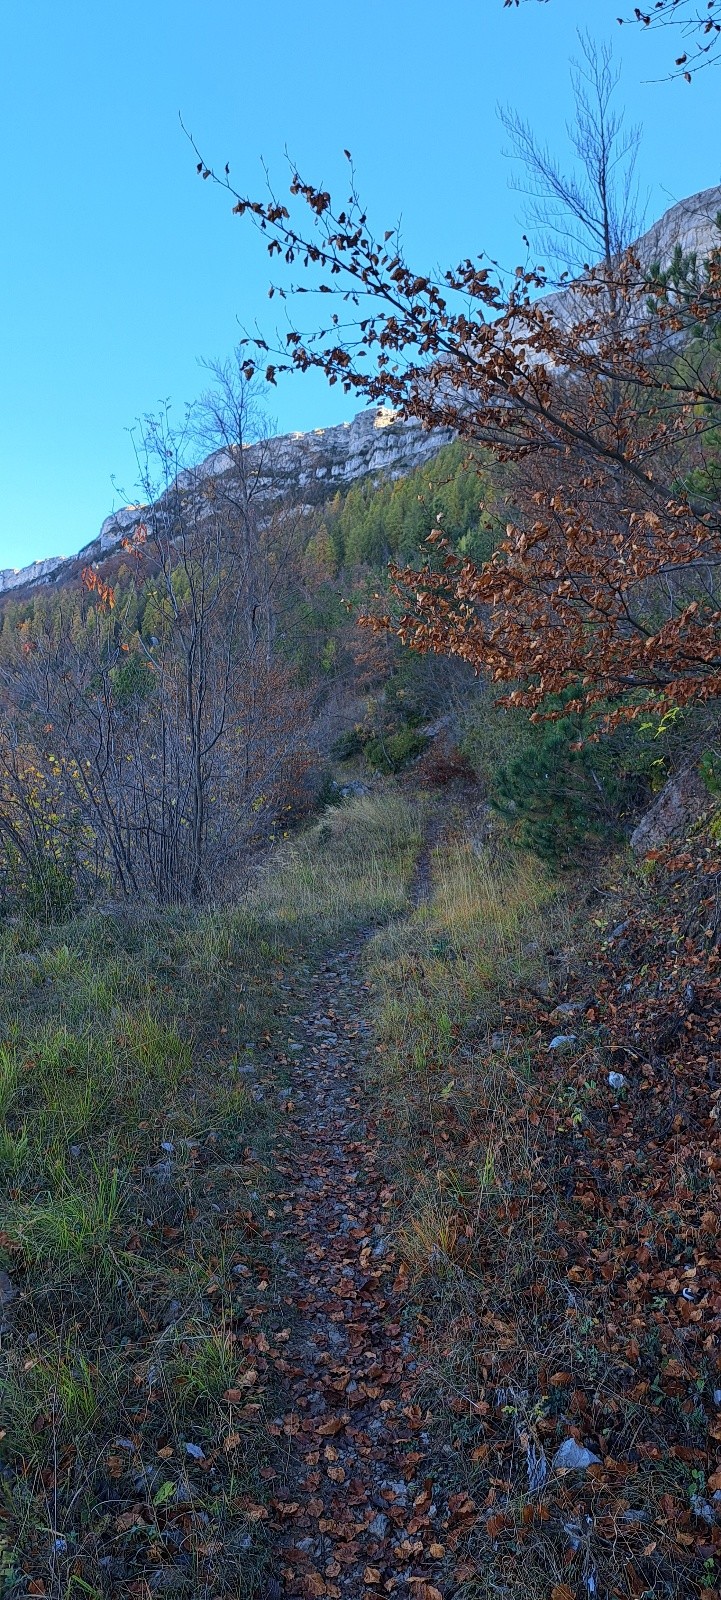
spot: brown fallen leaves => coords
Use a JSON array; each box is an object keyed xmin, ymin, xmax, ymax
[
  {"xmin": 256, "ymin": 967, "xmax": 459, "ymax": 1597},
  {"xmin": 378, "ymin": 820, "xmax": 721, "ymax": 1598}
]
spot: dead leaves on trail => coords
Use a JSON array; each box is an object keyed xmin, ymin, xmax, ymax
[{"xmin": 257, "ymin": 956, "xmax": 457, "ymax": 1597}]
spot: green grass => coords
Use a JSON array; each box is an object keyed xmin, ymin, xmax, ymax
[
  {"xmin": 0, "ymin": 791, "xmax": 422, "ymax": 1598},
  {"xmin": 256, "ymin": 790, "xmax": 422, "ymax": 934},
  {"xmin": 368, "ymin": 834, "xmax": 555, "ymax": 1118},
  {"xmin": 360, "ymin": 831, "xmax": 577, "ymax": 1597},
  {"xmin": 363, "ymin": 834, "xmax": 560, "ymax": 1301},
  {"xmin": 15, "ymin": 1156, "xmax": 124, "ymax": 1268}
]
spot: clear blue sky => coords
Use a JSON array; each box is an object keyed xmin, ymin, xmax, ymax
[{"xmin": 1, "ymin": 0, "xmax": 718, "ymax": 571}]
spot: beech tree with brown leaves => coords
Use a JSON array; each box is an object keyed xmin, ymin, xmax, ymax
[{"xmin": 191, "ymin": 141, "xmax": 721, "ymax": 728}]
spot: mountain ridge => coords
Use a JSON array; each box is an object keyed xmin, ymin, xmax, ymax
[{"xmin": 0, "ymin": 405, "xmax": 453, "ymax": 598}]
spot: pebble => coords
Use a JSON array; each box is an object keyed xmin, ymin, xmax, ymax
[{"xmin": 552, "ymin": 1438, "xmax": 601, "ymax": 1472}]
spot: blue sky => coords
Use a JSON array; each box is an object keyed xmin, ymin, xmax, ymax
[{"xmin": 1, "ymin": 0, "xmax": 718, "ymax": 571}]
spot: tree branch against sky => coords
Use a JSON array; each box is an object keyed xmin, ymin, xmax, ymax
[
  {"xmin": 3, "ymin": 1, "xmax": 719, "ymax": 574},
  {"xmin": 504, "ymin": 0, "xmax": 721, "ymax": 77},
  {"xmin": 499, "ymin": 32, "xmax": 645, "ymax": 276}
]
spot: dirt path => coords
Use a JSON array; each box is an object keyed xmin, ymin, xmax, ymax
[{"xmin": 262, "ymin": 943, "xmax": 447, "ymax": 1600}]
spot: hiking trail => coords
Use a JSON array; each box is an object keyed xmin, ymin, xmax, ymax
[{"xmin": 259, "ymin": 940, "xmax": 451, "ymax": 1600}]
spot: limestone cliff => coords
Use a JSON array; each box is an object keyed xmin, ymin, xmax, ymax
[
  {"xmin": 0, "ymin": 405, "xmax": 452, "ymax": 597},
  {"xmin": 633, "ymin": 184, "xmax": 721, "ymax": 270},
  {"xmin": 538, "ymin": 182, "xmax": 721, "ymax": 331}
]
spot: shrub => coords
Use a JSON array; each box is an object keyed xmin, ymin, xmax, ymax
[
  {"xmin": 364, "ymin": 726, "xmax": 429, "ymax": 774},
  {"xmin": 461, "ymin": 692, "xmax": 683, "ymax": 865},
  {"xmin": 700, "ymin": 748, "xmax": 721, "ymax": 795},
  {"xmin": 417, "ymin": 739, "xmax": 478, "ymax": 788},
  {"xmin": 331, "ymin": 727, "xmax": 366, "ymax": 761},
  {"xmin": 22, "ymin": 858, "xmax": 75, "ymax": 922},
  {"xmin": 491, "ymin": 713, "xmax": 651, "ymax": 864}
]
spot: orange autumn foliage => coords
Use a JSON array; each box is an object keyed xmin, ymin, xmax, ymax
[{"xmin": 199, "ymin": 153, "xmax": 721, "ymax": 722}]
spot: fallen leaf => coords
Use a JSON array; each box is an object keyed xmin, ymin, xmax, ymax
[
  {"xmin": 302, "ymin": 1574, "xmax": 327, "ymax": 1598},
  {"xmin": 317, "ymin": 1416, "xmax": 345, "ymax": 1436}
]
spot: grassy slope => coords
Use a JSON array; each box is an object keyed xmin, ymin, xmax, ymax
[{"xmin": 0, "ymin": 794, "xmax": 421, "ymax": 1600}]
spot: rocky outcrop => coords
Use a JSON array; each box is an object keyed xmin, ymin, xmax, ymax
[
  {"xmin": 1, "ymin": 405, "xmax": 452, "ymax": 597},
  {"xmin": 537, "ymin": 183, "xmax": 721, "ymax": 333},
  {"xmin": 94, "ymin": 405, "xmax": 453, "ymax": 556},
  {"xmin": 0, "ymin": 555, "xmax": 69, "ymax": 594},
  {"xmin": 629, "ymin": 766, "xmax": 708, "ymax": 856},
  {"xmin": 633, "ymin": 184, "xmax": 721, "ymax": 271}
]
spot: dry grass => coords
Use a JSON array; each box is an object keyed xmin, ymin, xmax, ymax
[{"xmin": 255, "ymin": 790, "xmax": 422, "ymax": 935}]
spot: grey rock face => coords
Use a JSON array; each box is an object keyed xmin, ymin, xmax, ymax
[
  {"xmin": 629, "ymin": 765, "xmax": 707, "ymax": 855},
  {"xmin": 0, "ymin": 555, "xmax": 68, "ymax": 593},
  {"xmin": 2, "ymin": 406, "xmax": 452, "ymax": 597},
  {"xmin": 94, "ymin": 406, "xmax": 452, "ymax": 554},
  {"xmin": 536, "ymin": 183, "xmax": 721, "ymax": 332},
  {"xmin": 632, "ymin": 185, "xmax": 721, "ymax": 271}
]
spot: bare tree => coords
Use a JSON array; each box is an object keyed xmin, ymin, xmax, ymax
[
  {"xmin": 499, "ymin": 32, "xmax": 645, "ymax": 277},
  {"xmin": 0, "ymin": 364, "xmax": 312, "ymax": 910},
  {"xmin": 123, "ymin": 370, "xmax": 306, "ymax": 901},
  {"xmin": 192, "ymin": 358, "xmax": 276, "ymax": 659}
]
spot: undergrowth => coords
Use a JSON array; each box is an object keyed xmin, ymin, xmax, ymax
[{"xmin": 0, "ymin": 792, "xmax": 421, "ymax": 1599}]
